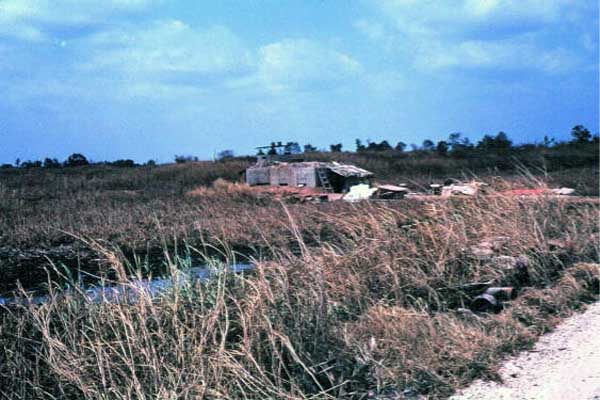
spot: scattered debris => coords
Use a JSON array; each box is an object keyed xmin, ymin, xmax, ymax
[
  {"xmin": 550, "ymin": 187, "xmax": 576, "ymax": 196},
  {"xmin": 374, "ymin": 184, "xmax": 409, "ymax": 200},
  {"xmin": 470, "ymin": 236, "xmax": 511, "ymax": 259},
  {"xmin": 343, "ymin": 184, "xmax": 378, "ymax": 202},
  {"xmin": 471, "ymin": 287, "xmax": 515, "ymax": 312},
  {"xmin": 429, "ymin": 184, "xmax": 442, "ymax": 195},
  {"xmin": 241, "ymin": 151, "xmax": 584, "ymax": 203},
  {"xmin": 490, "ymin": 255, "xmax": 529, "ymax": 271},
  {"xmin": 489, "ymin": 255, "xmax": 519, "ymax": 270},
  {"xmin": 502, "ymin": 187, "xmax": 576, "ymax": 197},
  {"xmin": 441, "ymin": 181, "xmax": 487, "ymax": 197}
]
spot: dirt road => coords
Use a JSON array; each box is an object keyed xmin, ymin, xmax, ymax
[{"xmin": 451, "ymin": 302, "xmax": 600, "ymax": 400}]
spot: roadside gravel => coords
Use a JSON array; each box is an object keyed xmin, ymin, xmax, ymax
[{"xmin": 451, "ymin": 302, "xmax": 600, "ymax": 400}]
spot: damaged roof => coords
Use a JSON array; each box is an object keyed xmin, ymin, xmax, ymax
[
  {"xmin": 326, "ymin": 163, "xmax": 373, "ymax": 178},
  {"xmin": 248, "ymin": 160, "xmax": 373, "ymax": 178}
]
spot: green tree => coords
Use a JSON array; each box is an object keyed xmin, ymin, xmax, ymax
[
  {"xmin": 355, "ymin": 139, "xmax": 365, "ymax": 152},
  {"xmin": 477, "ymin": 131, "xmax": 512, "ymax": 153},
  {"xmin": 267, "ymin": 142, "xmax": 278, "ymax": 155},
  {"xmin": 43, "ymin": 158, "xmax": 60, "ymax": 168},
  {"xmin": 284, "ymin": 142, "xmax": 301, "ymax": 154},
  {"xmin": 217, "ymin": 150, "xmax": 234, "ymax": 160},
  {"xmin": 65, "ymin": 153, "xmax": 89, "ymax": 167},
  {"xmin": 330, "ymin": 143, "xmax": 343, "ymax": 152},
  {"xmin": 571, "ymin": 125, "xmax": 591, "ymax": 143},
  {"xmin": 303, "ymin": 144, "xmax": 317, "ymax": 153},
  {"xmin": 436, "ymin": 140, "xmax": 449, "ymax": 156},
  {"xmin": 422, "ymin": 139, "xmax": 434, "ymax": 151}
]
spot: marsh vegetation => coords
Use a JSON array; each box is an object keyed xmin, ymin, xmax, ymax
[{"xmin": 0, "ymin": 150, "xmax": 598, "ymax": 399}]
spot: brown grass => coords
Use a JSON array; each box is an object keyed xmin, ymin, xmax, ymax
[{"xmin": 0, "ymin": 169, "xmax": 598, "ymax": 399}]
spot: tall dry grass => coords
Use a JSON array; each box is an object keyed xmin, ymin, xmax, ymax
[{"xmin": 1, "ymin": 186, "xmax": 598, "ymax": 399}]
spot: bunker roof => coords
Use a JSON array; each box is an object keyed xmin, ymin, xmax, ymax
[{"xmin": 247, "ymin": 160, "xmax": 373, "ymax": 178}]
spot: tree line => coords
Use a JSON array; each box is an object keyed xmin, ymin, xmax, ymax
[
  {"xmin": 263, "ymin": 125, "xmax": 597, "ymax": 157},
  {"xmin": 2, "ymin": 125, "xmax": 596, "ymax": 169},
  {"xmin": 1, "ymin": 153, "xmax": 154, "ymax": 170}
]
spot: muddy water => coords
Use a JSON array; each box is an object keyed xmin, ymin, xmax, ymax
[{"xmin": 0, "ymin": 263, "xmax": 255, "ymax": 306}]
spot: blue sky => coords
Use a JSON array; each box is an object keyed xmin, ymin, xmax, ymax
[{"xmin": 0, "ymin": 0, "xmax": 597, "ymax": 163}]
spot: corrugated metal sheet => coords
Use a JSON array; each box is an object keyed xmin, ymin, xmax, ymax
[
  {"xmin": 327, "ymin": 164, "xmax": 373, "ymax": 178},
  {"xmin": 376, "ymin": 184, "xmax": 408, "ymax": 192}
]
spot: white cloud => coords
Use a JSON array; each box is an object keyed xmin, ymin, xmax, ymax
[
  {"xmin": 360, "ymin": 0, "xmax": 592, "ymax": 73},
  {"xmin": 244, "ymin": 38, "xmax": 363, "ymax": 93},
  {"xmin": 415, "ymin": 35, "xmax": 578, "ymax": 73},
  {"xmin": 0, "ymin": 0, "xmax": 159, "ymax": 41},
  {"xmin": 68, "ymin": 20, "xmax": 255, "ymax": 101},
  {"xmin": 374, "ymin": 0, "xmax": 582, "ymax": 37},
  {"xmin": 82, "ymin": 21, "xmax": 251, "ymax": 78},
  {"xmin": 3, "ymin": 14, "xmax": 367, "ymax": 105}
]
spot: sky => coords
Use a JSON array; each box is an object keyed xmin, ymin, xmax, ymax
[{"xmin": 0, "ymin": 0, "xmax": 598, "ymax": 164}]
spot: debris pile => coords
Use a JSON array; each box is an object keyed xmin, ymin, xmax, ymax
[
  {"xmin": 471, "ymin": 287, "xmax": 516, "ymax": 313},
  {"xmin": 343, "ymin": 184, "xmax": 378, "ymax": 202},
  {"xmin": 502, "ymin": 187, "xmax": 576, "ymax": 196},
  {"xmin": 440, "ymin": 181, "xmax": 488, "ymax": 197},
  {"xmin": 372, "ymin": 184, "xmax": 409, "ymax": 200}
]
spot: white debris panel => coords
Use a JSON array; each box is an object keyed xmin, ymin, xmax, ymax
[{"xmin": 343, "ymin": 184, "xmax": 378, "ymax": 202}]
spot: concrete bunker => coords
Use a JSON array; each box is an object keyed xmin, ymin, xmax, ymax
[{"xmin": 245, "ymin": 156, "xmax": 373, "ymax": 193}]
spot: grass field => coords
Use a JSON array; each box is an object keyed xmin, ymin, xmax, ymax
[{"xmin": 0, "ymin": 154, "xmax": 598, "ymax": 399}]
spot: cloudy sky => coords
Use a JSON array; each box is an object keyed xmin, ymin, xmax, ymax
[{"xmin": 0, "ymin": 0, "xmax": 597, "ymax": 163}]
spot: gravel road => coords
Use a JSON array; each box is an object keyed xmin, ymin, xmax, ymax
[{"xmin": 451, "ymin": 302, "xmax": 600, "ymax": 400}]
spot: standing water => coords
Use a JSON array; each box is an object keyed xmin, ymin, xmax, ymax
[{"xmin": 0, "ymin": 263, "xmax": 255, "ymax": 306}]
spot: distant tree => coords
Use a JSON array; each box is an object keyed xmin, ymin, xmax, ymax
[
  {"xmin": 21, "ymin": 160, "xmax": 42, "ymax": 168},
  {"xmin": 395, "ymin": 141, "xmax": 406, "ymax": 152},
  {"xmin": 448, "ymin": 133, "xmax": 474, "ymax": 157},
  {"xmin": 257, "ymin": 149, "xmax": 265, "ymax": 156},
  {"xmin": 477, "ymin": 135, "xmax": 495, "ymax": 151},
  {"xmin": 355, "ymin": 139, "xmax": 366, "ymax": 152},
  {"xmin": 367, "ymin": 140, "xmax": 392, "ymax": 151},
  {"xmin": 65, "ymin": 153, "xmax": 89, "ymax": 167},
  {"xmin": 174, "ymin": 155, "xmax": 198, "ymax": 163},
  {"xmin": 284, "ymin": 142, "xmax": 301, "ymax": 155},
  {"xmin": 330, "ymin": 143, "xmax": 343, "ymax": 152},
  {"xmin": 379, "ymin": 140, "xmax": 391, "ymax": 151},
  {"xmin": 410, "ymin": 144, "xmax": 419, "ymax": 151},
  {"xmin": 303, "ymin": 143, "xmax": 317, "ymax": 153},
  {"xmin": 15, "ymin": 158, "xmax": 20, "ymax": 167},
  {"xmin": 111, "ymin": 159, "xmax": 137, "ymax": 167},
  {"xmin": 422, "ymin": 139, "xmax": 435, "ymax": 151},
  {"xmin": 448, "ymin": 132, "xmax": 465, "ymax": 148},
  {"xmin": 542, "ymin": 136, "xmax": 555, "ymax": 148},
  {"xmin": 436, "ymin": 140, "xmax": 449, "ymax": 156},
  {"xmin": 494, "ymin": 131, "xmax": 512, "ymax": 150},
  {"xmin": 146, "ymin": 159, "xmax": 156, "ymax": 166},
  {"xmin": 43, "ymin": 158, "xmax": 60, "ymax": 168},
  {"xmin": 217, "ymin": 150, "xmax": 235, "ymax": 160},
  {"xmin": 1, "ymin": 163, "xmax": 13, "ymax": 169},
  {"xmin": 477, "ymin": 132, "xmax": 512, "ymax": 152},
  {"xmin": 267, "ymin": 142, "xmax": 278, "ymax": 155},
  {"xmin": 571, "ymin": 125, "xmax": 591, "ymax": 143}
]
